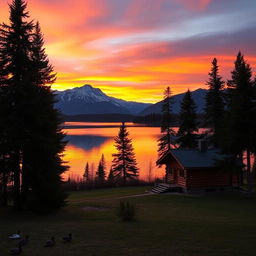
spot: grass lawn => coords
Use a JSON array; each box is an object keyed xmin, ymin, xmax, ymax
[{"xmin": 1, "ymin": 187, "xmax": 256, "ymax": 256}]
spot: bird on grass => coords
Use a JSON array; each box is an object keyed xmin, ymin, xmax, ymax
[
  {"xmin": 9, "ymin": 245, "xmax": 22, "ymax": 255},
  {"xmin": 9, "ymin": 231, "xmax": 21, "ymax": 240},
  {"xmin": 18, "ymin": 235, "xmax": 29, "ymax": 247},
  {"xmin": 44, "ymin": 236, "xmax": 55, "ymax": 247},
  {"xmin": 62, "ymin": 233, "xmax": 72, "ymax": 243}
]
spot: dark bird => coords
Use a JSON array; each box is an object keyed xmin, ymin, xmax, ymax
[
  {"xmin": 18, "ymin": 235, "xmax": 29, "ymax": 247},
  {"xmin": 9, "ymin": 245, "xmax": 22, "ymax": 255},
  {"xmin": 44, "ymin": 236, "xmax": 55, "ymax": 247},
  {"xmin": 62, "ymin": 233, "xmax": 72, "ymax": 243},
  {"xmin": 9, "ymin": 231, "xmax": 21, "ymax": 240}
]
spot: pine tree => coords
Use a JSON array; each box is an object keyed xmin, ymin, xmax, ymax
[
  {"xmin": 0, "ymin": 0, "xmax": 34, "ymax": 209},
  {"xmin": 112, "ymin": 122, "xmax": 138, "ymax": 186},
  {"xmin": 107, "ymin": 167, "xmax": 115, "ymax": 186},
  {"xmin": 147, "ymin": 161, "xmax": 153, "ymax": 183},
  {"xmin": 83, "ymin": 162, "xmax": 90, "ymax": 182},
  {"xmin": 224, "ymin": 52, "xmax": 256, "ymax": 193},
  {"xmin": 96, "ymin": 154, "xmax": 106, "ymax": 184},
  {"xmin": 177, "ymin": 90, "xmax": 198, "ymax": 148},
  {"xmin": 204, "ymin": 58, "xmax": 225, "ymax": 147},
  {"xmin": 157, "ymin": 87, "xmax": 175, "ymax": 158},
  {"xmin": 0, "ymin": 0, "xmax": 68, "ymax": 211},
  {"xmin": 20, "ymin": 21, "xmax": 67, "ymax": 211}
]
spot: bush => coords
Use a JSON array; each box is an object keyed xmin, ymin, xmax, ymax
[{"xmin": 117, "ymin": 201, "xmax": 136, "ymax": 222}]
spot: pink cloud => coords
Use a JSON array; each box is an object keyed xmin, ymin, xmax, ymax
[
  {"xmin": 1, "ymin": 0, "xmax": 255, "ymax": 102},
  {"xmin": 175, "ymin": 0, "xmax": 213, "ymax": 11}
]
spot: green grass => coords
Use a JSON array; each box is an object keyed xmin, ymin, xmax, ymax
[{"xmin": 1, "ymin": 187, "xmax": 256, "ymax": 256}]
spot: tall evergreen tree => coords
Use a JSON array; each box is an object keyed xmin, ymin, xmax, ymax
[
  {"xmin": 112, "ymin": 122, "xmax": 138, "ymax": 186},
  {"xmin": 21, "ymin": 21, "xmax": 67, "ymax": 211},
  {"xmin": 83, "ymin": 162, "xmax": 90, "ymax": 182},
  {"xmin": 0, "ymin": 0, "xmax": 34, "ymax": 209},
  {"xmin": 177, "ymin": 90, "xmax": 198, "ymax": 148},
  {"xmin": 224, "ymin": 52, "xmax": 256, "ymax": 193},
  {"xmin": 0, "ymin": 0, "xmax": 67, "ymax": 211},
  {"xmin": 204, "ymin": 58, "xmax": 225, "ymax": 147},
  {"xmin": 157, "ymin": 87, "xmax": 175, "ymax": 158},
  {"xmin": 107, "ymin": 167, "xmax": 115, "ymax": 186},
  {"xmin": 95, "ymin": 154, "xmax": 106, "ymax": 184}
]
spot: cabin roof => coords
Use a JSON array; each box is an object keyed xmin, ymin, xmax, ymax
[{"xmin": 157, "ymin": 149, "xmax": 227, "ymax": 169}]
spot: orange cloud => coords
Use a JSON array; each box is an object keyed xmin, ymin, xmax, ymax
[{"xmin": 1, "ymin": 0, "xmax": 256, "ymax": 103}]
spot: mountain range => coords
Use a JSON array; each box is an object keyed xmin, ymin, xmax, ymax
[
  {"xmin": 140, "ymin": 88, "xmax": 207, "ymax": 115},
  {"xmin": 55, "ymin": 84, "xmax": 151, "ymax": 115},
  {"xmin": 55, "ymin": 84, "xmax": 207, "ymax": 116}
]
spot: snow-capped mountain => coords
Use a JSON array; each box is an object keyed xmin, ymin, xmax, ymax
[
  {"xmin": 55, "ymin": 84, "xmax": 152, "ymax": 115},
  {"xmin": 139, "ymin": 88, "xmax": 207, "ymax": 115}
]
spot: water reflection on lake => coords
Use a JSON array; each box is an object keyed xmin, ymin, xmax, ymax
[{"xmin": 63, "ymin": 122, "xmax": 165, "ymax": 181}]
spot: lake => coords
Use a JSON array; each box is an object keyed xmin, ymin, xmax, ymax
[{"xmin": 63, "ymin": 122, "xmax": 166, "ymax": 182}]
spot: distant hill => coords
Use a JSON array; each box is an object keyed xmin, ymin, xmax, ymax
[
  {"xmin": 63, "ymin": 114, "xmax": 136, "ymax": 122},
  {"xmin": 140, "ymin": 89, "xmax": 207, "ymax": 115},
  {"xmin": 55, "ymin": 84, "xmax": 151, "ymax": 115}
]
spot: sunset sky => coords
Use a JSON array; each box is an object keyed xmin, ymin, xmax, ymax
[{"xmin": 1, "ymin": 0, "xmax": 256, "ymax": 102}]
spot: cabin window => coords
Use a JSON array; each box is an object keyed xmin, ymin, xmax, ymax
[{"xmin": 179, "ymin": 169, "xmax": 185, "ymax": 177}]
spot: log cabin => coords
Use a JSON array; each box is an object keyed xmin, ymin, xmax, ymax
[{"xmin": 156, "ymin": 141, "xmax": 240, "ymax": 192}]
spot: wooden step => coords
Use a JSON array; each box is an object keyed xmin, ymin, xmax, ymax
[
  {"xmin": 152, "ymin": 185, "xmax": 170, "ymax": 194},
  {"xmin": 152, "ymin": 183, "xmax": 183, "ymax": 194}
]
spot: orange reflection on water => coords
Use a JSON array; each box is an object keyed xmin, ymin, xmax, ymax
[
  {"xmin": 64, "ymin": 127, "xmax": 119, "ymax": 136},
  {"xmin": 63, "ymin": 125, "xmax": 165, "ymax": 181}
]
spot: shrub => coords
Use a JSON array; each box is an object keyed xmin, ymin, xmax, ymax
[{"xmin": 117, "ymin": 201, "xmax": 136, "ymax": 222}]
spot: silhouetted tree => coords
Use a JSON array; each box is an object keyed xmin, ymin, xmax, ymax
[
  {"xmin": 107, "ymin": 167, "xmax": 115, "ymax": 186},
  {"xmin": 0, "ymin": 0, "xmax": 67, "ymax": 211},
  {"xmin": 157, "ymin": 87, "xmax": 175, "ymax": 159},
  {"xmin": 0, "ymin": 0, "xmax": 34, "ymax": 209},
  {"xmin": 112, "ymin": 122, "xmax": 138, "ymax": 186},
  {"xmin": 95, "ymin": 154, "xmax": 106, "ymax": 184},
  {"xmin": 83, "ymin": 162, "xmax": 90, "ymax": 182},
  {"xmin": 177, "ymin": 90, "xmax": 198, "ymax": 148},
  {"xmin": 204, "ymin": 58, "xmax": 225, "ymax": 147},
  {"xmin": 22, "ymin": 21, "xmax": 67, "ymax": 211},
  {"xmin": 147, "ymin": 161, "xmax": 153, "ymax": 183},
  {"xmin": 224, "ymin": 52, "xmax": 256, "ymax": 193}
]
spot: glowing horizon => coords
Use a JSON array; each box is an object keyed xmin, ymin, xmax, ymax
[{"xmin": 1, "ymin": 0, "xmax": 256, "ymax": 103}]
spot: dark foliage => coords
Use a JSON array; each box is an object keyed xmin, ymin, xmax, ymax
[
  {"xmin": 0, "ymin": 0, "xmax": 67, "ymax": 212},
  {"xmin": 177, "ymin": 90, "xmax": 198, "ymax": 148},
  {"xmin": 133, "ymin": 113, "xmax": 162, "ymax": 125},
  {"xmin": 95, "ymin": 154, "xmax": 106, "ymax": 184},
  {"xmin": 204, "ymin": 58, "xmax": 225, "ymax": 147},
  {"xmin": 222, "ymin": 52, "xmax": 256, "ymax": 193},
  {"xmin": 112, "ymin": 122, "xmax": 138, "ymax": 186},
  {"xmin": 117, "ymin": 201, "xmax": 136, "ymax": 222},
  {"xmin": 157, "ymin": 87, "xmax": 175, "ymax": 159},
  {"xmin": 83, "ymin": 162, "xmax": 90, "ymax": 182},
  {"xmin": 107, "ymin": 167, "xmax": 115, "ymax": 186}
]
